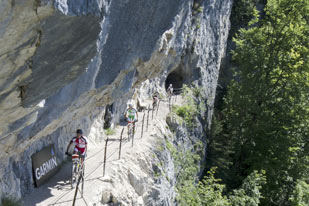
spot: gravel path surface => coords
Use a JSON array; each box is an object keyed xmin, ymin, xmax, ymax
[{"xmin": 23, "ymin": 96, "xmax": 180, "ymax": 206}]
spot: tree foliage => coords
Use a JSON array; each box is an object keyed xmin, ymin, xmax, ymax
[
  {"xmin": 178, "ymin": 167, "xmax": 266, "ymax": 206},
  {"xmin": 289, "ymin": 180, "xmax": 309, "ymax": 206},
  {"xmin": 175, "ymin": 1, "xmax": 308, "ymax": 204},
  {"xmin": 222, "ymin": 0, "xmax": 309, "ymax": 205},
  {"xmin": 172, "ymin": 85, "xmax": 205, "ymax": 129},
  {"xmin": 206, "ymin": 114, "xmax": 236, "ymax": 188}
]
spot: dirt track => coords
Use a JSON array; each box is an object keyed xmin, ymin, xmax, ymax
[{"xmin": 22, "ymin": 96, "xmax": 179, "ymax": 206}]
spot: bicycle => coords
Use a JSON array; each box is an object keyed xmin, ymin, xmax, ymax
[
  {"xmin": 127, "ymin": 120, "xmax": 135, "ymax": 142},
  {"xmin": 167, "ymin": 91, "xmax": 173, "ymax": 109},
  {"xmin": 71, "ymin": 153, "xmax": 85, "ymax": 190},
  {"xmin": 152, "ymin": 96, "xmax": 159, "ymax": 111}
]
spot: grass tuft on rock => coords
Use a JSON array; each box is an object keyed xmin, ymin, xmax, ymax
[
  {"xmin": 104, "ymin": 128, "xmax": 116, "ymax": 136},
  {"xmin": 1, "ymin": 197, "xmax": 22, "ymax": 206}
]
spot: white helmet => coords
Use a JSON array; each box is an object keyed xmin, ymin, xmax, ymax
[{"xmin": 128, "ymin": 103, "xmax": 133, "ymax": 108}]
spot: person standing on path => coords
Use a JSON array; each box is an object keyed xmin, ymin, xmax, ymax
[
  {"xmin": 167, "ymin": 84, "xmax": 174, "ymax": 108},
  {"xmin": 167, "ymin": 84, "xmax": 173, "ymax": 97}
]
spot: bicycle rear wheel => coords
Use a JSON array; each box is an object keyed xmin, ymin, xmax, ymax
[{"xmin": 153, "ymin": 101, "xmax": 157, "ymax": 111}]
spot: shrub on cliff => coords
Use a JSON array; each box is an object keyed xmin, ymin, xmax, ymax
[
  {"xmin": 1, "ymin": 197, "xmax": 21, "ymax": 206},
  {"xmin": 177, "ymin": 167, "xmax": 266, "ymax": 206},
  {"xmin": 289, "ymin": 180, "xmax": 309, "ymax": 206},
  {"xmin": 172, "ymin": 85, "xmax": 204, "ymax": 129}
]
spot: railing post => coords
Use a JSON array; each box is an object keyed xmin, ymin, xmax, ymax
[
  {"xmin": 146, "ymin": 105, "xmax": 150, "ymax": 131},
  {"xmin": 156, "ymin": 100, "xmax": 160, "ymax": 116},
  {"xmin": 72, "ymin": 174, "xmax": 82, "ymax": 206},
  {"xmin": 141, "ymin": 113, "xmax": 145, "ymax": 138},
  {"xmin": 152, "ymin": 104, "xmax": 154, "ymax": 120},
  {"xmin": 103, "ymin": 138, "xmax": 109, "ymax": 176},
  {"xmin": 119, "ymin": 128, "xmax": 124, "ymax": 159},
  {"xmin": 81, "ymin": 167, "xmax": 84, "ymax": 197}
]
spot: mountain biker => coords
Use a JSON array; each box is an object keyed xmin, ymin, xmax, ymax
[
  {"xmin": 124, "ymin": 103, "xmax": 138, "ymax": 124},
  {"xmin": 65, "ymin": 129, "xmax": 87, "ymax": 162},
  {"xmin": 152, "ymin": 91, "xmax": 160, "ymax": 107}
]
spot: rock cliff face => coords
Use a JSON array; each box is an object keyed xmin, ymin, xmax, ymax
[{"xmin": 0, "ymin": 0, "xmax": 233, "ymax": 204}]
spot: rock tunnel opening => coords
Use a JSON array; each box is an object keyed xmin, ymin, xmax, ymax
[{"xmin": 165, "ymin": 71, "xmax": 184, "ymax": 94}]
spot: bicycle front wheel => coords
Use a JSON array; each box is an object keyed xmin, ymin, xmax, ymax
[
  {"xmin": 128, "ymin": 125, "xmax": 132, "ymax": 141},
  {"xmin": 71, "ymin": 163, "xmax": 77, "ymax": 188}
]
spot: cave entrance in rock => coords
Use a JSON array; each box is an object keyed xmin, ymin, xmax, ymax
[{"xmin": 165, "ymin": 71, "xmax": 184, "ymax": 94}]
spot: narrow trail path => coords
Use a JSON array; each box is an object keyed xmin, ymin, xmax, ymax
[{"xmin": 23, "ymin": 95, "xmax": 181, "ymax": 206}]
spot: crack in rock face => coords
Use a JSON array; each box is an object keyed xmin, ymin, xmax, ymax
[{"xmin": 0, "ymin": 0, "xmax": 233, "ymax": 203}]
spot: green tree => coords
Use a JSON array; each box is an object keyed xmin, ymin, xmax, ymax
[
  {"xmin": 289, "ymin": 180, "xmax": 309, "ymax": 206},
  {"xmin": 198, "ymin": 168, "xmax": 230, "ymax": 206},
  {"xmin": 206, "ymin": 114, "xmax": 236, "ymax": 188},
  {"xmin": 177, "ymin": 167, "xmax": 266, "ymax": 206},
  {"xmin": 229, "ymin": 170, "xmax": 266, "ymax": 206},
  {"xmin": 224, "ymin": 0, "xmax": 309, "ymax": 205}
]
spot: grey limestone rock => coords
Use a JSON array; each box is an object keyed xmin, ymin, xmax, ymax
[{"xmin": 0, "ymin": 0, "xmax": 233, "ymax": 203}]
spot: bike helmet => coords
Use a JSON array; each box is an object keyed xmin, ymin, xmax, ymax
[
  {"xmin": 76, "ymin": 129, "xmax": 83, "ymax": 134},
  {"xmin": 128, "ymin": 103, "xmax": 133, "ymax": 108}
]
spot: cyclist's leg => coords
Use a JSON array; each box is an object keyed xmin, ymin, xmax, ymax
[
  {"xmin": 80, "ymin": 154, "xmax": 85, "ymax": 167},
  {"xmin": 72, "ymin": 147, "xmax": 78, "ymax": 155},
  {"xmin": 133, "ymin": 120, "xmax": 136, "ymax": 134},
  {"xmin": 80, "ymin": 149, "xmax": 87, "ymax": 164}
]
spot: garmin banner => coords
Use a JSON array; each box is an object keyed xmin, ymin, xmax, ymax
[{"xmin": 32, "ymin": 144, "xmax": 59, "ymax": 187}]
